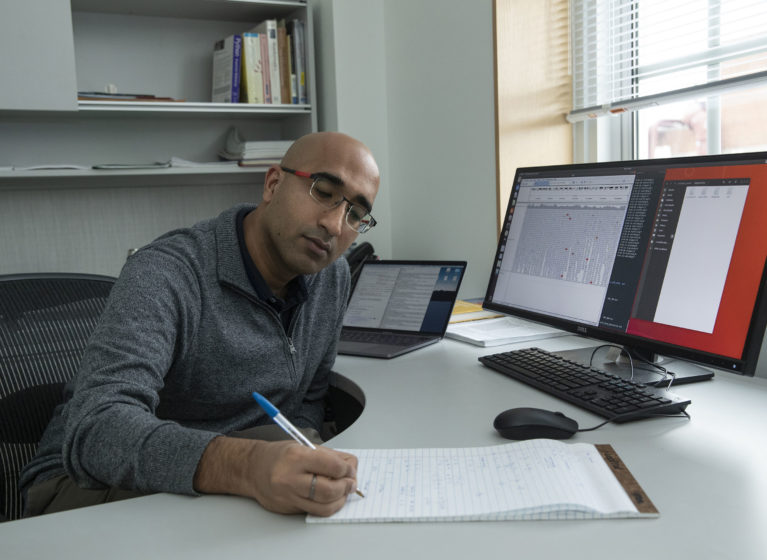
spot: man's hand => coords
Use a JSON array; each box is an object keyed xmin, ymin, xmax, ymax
[{"xmin": 194, "ymin": 436, "xmax": 358, "ymax": 517}]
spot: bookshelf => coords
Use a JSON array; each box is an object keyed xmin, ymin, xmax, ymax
[{"xmin": 0, "ymin": 0, "xmax": 316, "ymax": 178}]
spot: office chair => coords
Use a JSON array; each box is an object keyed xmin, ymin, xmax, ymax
[
  {"xmin": 0, "ymin": 273, "xmax": 115, "ymax": 522},
  {"xmin": 344, "ymin": 241, "xmax": 377, "ymax": 300}
]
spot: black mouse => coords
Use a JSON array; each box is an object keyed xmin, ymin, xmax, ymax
[{"xmin": 493, "ymin": 407, "xmax": 579, "ymax": 440}]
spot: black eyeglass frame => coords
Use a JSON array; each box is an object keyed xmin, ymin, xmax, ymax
[{"xmin": 280, "ymin": 166, "xmax": 377, "ymax": 233}]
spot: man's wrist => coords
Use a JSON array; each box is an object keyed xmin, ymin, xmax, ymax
[{"xmin": 193, "ymin": 435, "xmax": 264, "ymax": 498}]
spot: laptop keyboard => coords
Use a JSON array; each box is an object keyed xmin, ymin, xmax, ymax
[
  {"xmin": 341, "ymin": 330, "xmax": 431, "ymax": 346},
  {"xmin": 479, "ymin": 347, "xmax": 691, "ymax": 422}
]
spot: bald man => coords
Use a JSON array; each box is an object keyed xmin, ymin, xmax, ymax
[{"xmin": 21, "ymin": 132, "xmax": 381, "ymax": 518}]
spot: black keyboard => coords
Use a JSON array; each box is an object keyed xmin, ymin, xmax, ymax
[{"xmin": 479, "ymin": 347, "xmax": 691, "ymax": 422}]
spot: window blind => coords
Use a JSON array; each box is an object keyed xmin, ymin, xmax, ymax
[{"xmin": 568, "ymin": 0, "xmax": 767, "ymax": 123}]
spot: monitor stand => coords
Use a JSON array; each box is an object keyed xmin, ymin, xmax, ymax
[{"xmin": 553, "ymin": 345, "xmax": 715, "ymax": 387}]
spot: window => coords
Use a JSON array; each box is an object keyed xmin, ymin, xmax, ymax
[{"xmin": 570, "ymin": 0, "xmax": 767, "ymax": 162}]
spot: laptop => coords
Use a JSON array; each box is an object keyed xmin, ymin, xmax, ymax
[{"xmin": 337, "ymin": 260, "xmax": 467, "ymax": 359}]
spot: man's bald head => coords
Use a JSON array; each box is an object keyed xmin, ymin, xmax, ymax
[
  {"xmin": 281, "ymin": 132, "xmax": 380, "ymax": 195},
  {"xmin": 244, "ymin": 131, "xmax": 381, "ymax": 294}
]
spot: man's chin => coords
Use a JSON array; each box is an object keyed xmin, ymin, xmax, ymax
[{"xmin": 290, "ymin": 252, "xmax": 335, "ymax": 276}]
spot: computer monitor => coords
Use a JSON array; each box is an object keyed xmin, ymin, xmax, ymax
[{"xmin": 483, "ymin": 152, "xmax": 767, "ymax": 386}]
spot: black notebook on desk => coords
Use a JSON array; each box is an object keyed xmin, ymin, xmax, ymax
[{"xmin": 337, "ymin": 260, "xmax": 466, "ymax": 359}]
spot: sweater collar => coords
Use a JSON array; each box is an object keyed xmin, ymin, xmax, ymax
[
  {"xmin": 215, "ymin": 204, "xmax": 259, "ymax": 296},
  {"xmin": 215, "ymin": 204, "xmax": 313, "ymax": 298}
]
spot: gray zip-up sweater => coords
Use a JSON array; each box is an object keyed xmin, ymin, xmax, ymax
[{"xmin": 20, "ymin": 204, "xmax": 349, "ymax": 496}]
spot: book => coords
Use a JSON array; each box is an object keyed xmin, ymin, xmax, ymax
[
  {"xmin": 260, "ymin": 32, "xmax": 272, "ymax": 104},
  {"xmin": 251, "ymin": 19, "xmax": 281, "ymax": 104},
  {"xmin": 240, "ymin": 32, "xmax": 264, "ymax": 104},
  {"xmin": 445, "ymin": 316, "xmax": 567, "ymax": 347},
  {"xmin": 307, "ymin": 441, "xmax": 659, "ymax": 523},
  {"xmin": 78, "ymin": 93, "xmax": 182, "ymax": 102},
  {"xmin": 211, "ymin": 34, "xmax": 242, "ymax": 103},
  {"xmin": 92, "ymin": 162, "xmax": 171, "ymax": 170},
  {"xmin": 288, "ymin": 19, "xmax": 307, "ymax": 104},
  {"xmin": 277, "ymin": 20, "xmax": 292, "ymax": 104},
  {"xmin": 238, "ymin": 158, "xmax": 283, "ymax": 167},
  {"xmin": 218, "ymin": 127, "xmax": 293, "ymax": 162},
  {"xmin": 287, "ymin": 41, "xmax": 298, "ymax": 104}
]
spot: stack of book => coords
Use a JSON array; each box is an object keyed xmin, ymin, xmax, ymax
[
  {"xmin": 218, "ymin": 128, "xmax": 294, "ymax": 166},
  {"xmin": 211, "ymin": 18, "xmax": 307, "ymax": 105}
]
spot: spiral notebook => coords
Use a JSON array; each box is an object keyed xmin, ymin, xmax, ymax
[{"xmin": 307, "ymin": 440, "xmax": 658, "ymax": 523}]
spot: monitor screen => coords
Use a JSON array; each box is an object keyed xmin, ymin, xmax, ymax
[{"xmin": 484, "ymin": 152, "xmax": 767, "ymax": 384}]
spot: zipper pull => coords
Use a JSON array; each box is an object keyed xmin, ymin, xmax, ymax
[{"xmin": 287, "ymin": 337, "xmax": 297, "ymax": 354}]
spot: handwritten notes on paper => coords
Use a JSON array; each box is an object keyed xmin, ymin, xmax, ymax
[{"xmin": 307, "ymin": 440, "xmax": 656, "ymax": 523}]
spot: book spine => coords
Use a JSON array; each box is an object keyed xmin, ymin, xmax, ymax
[
  {"xmin": 231, "ymin": 34, "xmax": 242, "ymax": 103},
  {"xmin": 264, "ymin": 20, "xmax": 281, "ymax": 104},
  {"xmin": 286, "ymin": 24, "xmax": 298, "ymax": 104},
  {"xmin": 277, "ymin": 20, "xmax": 291, "ymax": 104},
  {"xmin": 292, "ymin": 19, "xmax": 307, "ymax": 104},
  {"xmin": 241, "ymin": 32, "xmax": 264, "ymax": 103},
  {"xmin": 211, "ymin": 34, "xmax": 241, "ymax": 103},
  {"xmin": 288, "ymin": 40, "xmax": 298, "ymax": 105},
  {"xmin": 259, "ymin": 33, "xmax": 272, "ymax": 104}
]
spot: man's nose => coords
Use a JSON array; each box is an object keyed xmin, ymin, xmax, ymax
[{"xmin": 318, "ymin": 204, "xmax": 347, "ymax": 236}]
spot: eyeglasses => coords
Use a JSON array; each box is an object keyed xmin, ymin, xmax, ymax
[{"xmin": 280, "ymin": 166, "xmax": 377, "ymax": 234}]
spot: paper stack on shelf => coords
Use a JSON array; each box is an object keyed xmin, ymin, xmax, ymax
[
  {"xmin": 219, "ymin": 127, "xmax": 293, "ymax": 165},
  {"xmin": 78, "ymin": 91, "xmax": 183, "ymax": 102},
  {"xmin": 168, "ymin": 157, "xmax": 238, "ymax": 168},
  {"xmin": 4, "ymin": 164, "xmax": 91, "ymax": 171},
  {"xmin": 92, "ymin": 158, "xmax": 238, "ymax": 170}
]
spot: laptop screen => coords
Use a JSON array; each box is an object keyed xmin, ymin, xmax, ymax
[{"xmin": 344, "ymin": 261, "xmax": 467, "ymax": 335}]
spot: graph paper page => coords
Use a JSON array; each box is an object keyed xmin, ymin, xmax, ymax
[{"xmin": 307, "ymin": 440, "xmax": 646, "ymax": 523}]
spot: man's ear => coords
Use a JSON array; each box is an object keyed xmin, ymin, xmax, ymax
[{"xmin": 262, "ymin": 165, "xmax": 282, "ymax": 202}]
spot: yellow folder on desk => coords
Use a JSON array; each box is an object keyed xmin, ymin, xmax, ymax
[{"xmin": 449, "ymin": 299, "xmax": 504, "ymax": 324}]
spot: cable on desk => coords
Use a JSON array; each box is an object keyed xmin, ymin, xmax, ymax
[{"xmin": 577, "ymin": 409, "xmax": 691, "ymax": 433}]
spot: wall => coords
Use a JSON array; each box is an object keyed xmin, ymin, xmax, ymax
[
  {"xmin": 0, "ymin": 178, "xmax": 256, "ymax": 276},
  {"xmin": 315, "ymin": 0, "xmax": 498, "ymax": 299},
  {"xmin": 312, "ymin": 0, "xmax": 393, "ymax": 261},
  {"xmin": 383, "ymin": 0, "xmax": 498, "ymax": 299}
]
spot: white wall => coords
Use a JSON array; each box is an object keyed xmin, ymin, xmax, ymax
[
  {"xmin": 313, "ymin": 0, "xmax": 393, "ymax": 262},
  {"xmin": 315, "ymin": 0, "xmax": 498, "ymax": 299}
]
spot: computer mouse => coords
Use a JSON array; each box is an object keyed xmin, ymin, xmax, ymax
[{"xmin": 493, "ymin": 407, "xmax": 579, "ymax": 440}]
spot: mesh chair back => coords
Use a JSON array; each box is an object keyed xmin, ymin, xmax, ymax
[{"xmin": 0, "ymin": 274, "xmax": 115, "ymax": 521}]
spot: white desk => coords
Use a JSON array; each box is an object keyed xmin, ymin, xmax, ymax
[{"xmin": 3, "ymin": 336, "xmax": 767, "ymax": 560}]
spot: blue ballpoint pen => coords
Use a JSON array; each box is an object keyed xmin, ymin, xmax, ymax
[{"xmin": 252, "ymin": 391, "xmax": 365, "ymax": 498}]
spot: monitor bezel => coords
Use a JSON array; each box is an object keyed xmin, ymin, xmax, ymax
[{"xmin": 483, "ymin": 151, "xmax": 767, "ymax": 377}]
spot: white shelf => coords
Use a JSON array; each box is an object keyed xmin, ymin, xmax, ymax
[
  {"xmin": 77, "ymin": 100, "xmax": 312, "ymax": 116},
  {"xmin": 0, "ymin": 165, "xmax": 269, "ymax": 180},
  {"xmin": 71, "ymin": 0, "xmax": 307, "ymax": 22}
]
